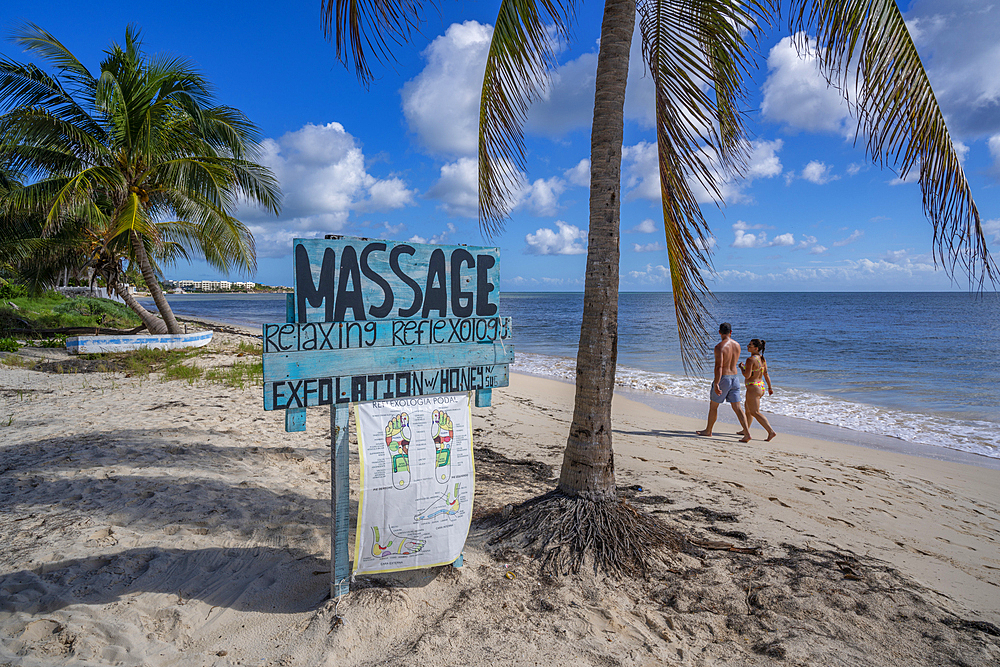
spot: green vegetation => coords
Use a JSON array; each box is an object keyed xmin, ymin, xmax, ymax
[
  {"xmin": 236, "ymin": 340, "xmax": 263, "ymax": 355},
  {"xmin": 205, "ymin": 359, "xmax": 263, "ymax": 391},
  {"xmin": 0, "ymin": 337, "xmax": 20, "ymax": 352},
  {"xmin": 0, "ymin": 293, "xmax": 140, "ymax": 336},
  {"xmin": 0, "ymin": 24, "xmax": 280, "ymax": 334}
]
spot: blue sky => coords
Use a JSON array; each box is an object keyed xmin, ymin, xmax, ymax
[{"xmin": 3, "ymin": 0, "xmax": 999, "ymax": 291}]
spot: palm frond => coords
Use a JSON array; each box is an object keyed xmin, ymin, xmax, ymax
[
  {"xmin": 789, "ymin": 0, "xmax": 997, "ymax": 287},
  {"xmin": 638, "ymin": 0, "xmax": 765, "ymax": 371},
  {"xmin": 478, "ymin": 0, "xmax": 577, "ymax": 237},
  {"xmin": 320, "ymin": 0, "xmax": 430, "ymax": 86}
]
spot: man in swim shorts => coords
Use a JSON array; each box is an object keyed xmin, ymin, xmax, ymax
[{"xmin": 697, "ymin": 322, "xmax": 753, "ymax": 441}]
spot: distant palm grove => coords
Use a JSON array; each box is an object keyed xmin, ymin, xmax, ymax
[{"xmin": 0, "ymin": 24, "xmax": 281, "ymax": 333}]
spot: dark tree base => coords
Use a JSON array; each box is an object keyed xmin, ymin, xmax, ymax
[{"xmin": 488, "ymin": 489, "xmax": 685, "ymax": 577}]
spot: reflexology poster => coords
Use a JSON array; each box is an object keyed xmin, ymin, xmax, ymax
[{"xmin": 353, "ymin": 392, "xmax": 475, "ymax": 574}]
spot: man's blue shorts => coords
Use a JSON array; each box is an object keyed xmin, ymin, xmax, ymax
[{"xmin": 710, "ymin": 375, "xmax": 742, "ymax": 404}]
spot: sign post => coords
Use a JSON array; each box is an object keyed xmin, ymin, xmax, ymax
[{"xmin": 261, "ymin": 237, "xmax": 512, "ymax": 599}]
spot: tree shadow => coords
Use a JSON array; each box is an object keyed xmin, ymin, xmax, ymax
[
  {"xmin": 0, "ymin": 546, "xmax": 329, "ymax": 615},
  {"xmin": 613, "ymin": 427, "xmax": 719, "ymax": 439},
  {"xmin": 1, "ymin": 471, "xmax": 351, "ymax": 534},
  {"xmin": 0, "ymin": 427, "xmax": 333, "ymax": 477}
]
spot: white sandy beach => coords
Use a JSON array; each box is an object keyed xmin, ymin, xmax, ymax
[{"xmin": 1, "ymin": 328, "xmax": 998, "ymax": 666}]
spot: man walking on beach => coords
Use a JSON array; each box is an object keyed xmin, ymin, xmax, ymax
[{"xmin": 697, "ymin": 322, "xmax": 753, "ymax": 442}]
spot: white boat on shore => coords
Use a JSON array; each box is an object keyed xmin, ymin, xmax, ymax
[{"xmin": 66, "ymin": 330, "xmax": 213, "ymax": 354}]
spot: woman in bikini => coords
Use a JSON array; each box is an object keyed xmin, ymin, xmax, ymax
[{"xmin": 738, "ymin": 338, "xmax": 776, "ymax": 442}]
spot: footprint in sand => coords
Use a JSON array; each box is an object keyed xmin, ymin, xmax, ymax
[
  {"xmin": 384, "ymin": 413, "xmax": 411, "ymax": 489},
  {"xmin": 431, "ymin": 409, "xmax": 454, "ymax": 484},
  {"xmin": 371, "ymin": 526, "xmax": 425, "ymax": 558}
]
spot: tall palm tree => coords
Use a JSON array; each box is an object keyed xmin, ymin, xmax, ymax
[
  {"xmin": 324, "ymin": 0, "xmax": 996, "ymax": 573},
  {"xmin": 0, "ymin": 24, "xmax": 281, "ymax": 333}
]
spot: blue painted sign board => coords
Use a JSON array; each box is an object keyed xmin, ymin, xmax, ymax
[{"xmin": 260, "ymin": 236, "xmax": 512, "ymax": 601}]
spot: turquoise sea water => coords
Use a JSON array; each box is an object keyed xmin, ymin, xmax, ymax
[{"xmin": 143, "ymin": 291, "xmax": 1000, "ymax": 461}]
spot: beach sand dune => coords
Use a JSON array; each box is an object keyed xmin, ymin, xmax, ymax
[{"xmin": 1, "ymin": 331, "xmax": 998, "ymax": 665}]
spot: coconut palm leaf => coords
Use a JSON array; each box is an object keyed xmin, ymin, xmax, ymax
[
  {"xmin": 789, "ymin": 0, "xmax": 997, "ymax": 287},
  {"xmin": 0, "ymin": 23, "xmax": 281, "ymax": 332},
  {"xmin": 478, "ymin": 0, "xmax": 577, "ymax": 236},
  {"xmin": 321, "ymin": 0, "xmax": 430, "ymax": 86},
  {"xmin": 636, "ymin": 0, "xmax": 767, "ymax": 370}
]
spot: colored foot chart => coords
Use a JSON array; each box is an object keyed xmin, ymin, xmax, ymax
[
  {"xmin": 384, "ymin": 412, "xmax": 411, "ymax": 489},
  {"xmin": 414, "ymin": 483, "xmax": 461, "ymax": 522},
  {"xmin": 371, "ymin": 526, "xmax": 426, "ymax": 558},
  {"xmin": 354, "ymin": 393, "xmax": 475, "ymax": 575},
  {"xmin": 432, "ymin": 409, "xmax": 454, "ymax": 483}
]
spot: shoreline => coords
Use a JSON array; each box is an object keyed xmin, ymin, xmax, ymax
[{"xmin": 179, "ymin": 314, "xmax": 1000, "ymax": 472}]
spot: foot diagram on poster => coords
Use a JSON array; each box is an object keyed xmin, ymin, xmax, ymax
[
  {"xmin": 354, "ymin": 393, "xmax": 475, "ymax": 575},
  {"xmin": 384, "ymin": 412, "xmax": 411, "ymax": 489},
  {"xmin": 432, "ymin": 409, "xmax": 454, "ymax": 483},
  {"xmin": 370, "ymin": 526, "xmax": 426, "ymax": 558},
  {"xmin": 414, "ymin": 483, "xmax": 462, "ymax": 521}
]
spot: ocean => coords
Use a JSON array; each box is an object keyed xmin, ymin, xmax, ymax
[{"xmin": 142, "ymin": 291, "xmax": 1000, "ymax": 463}]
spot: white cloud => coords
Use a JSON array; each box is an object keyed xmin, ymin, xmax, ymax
[
  {"xmin": 622, "ymin": 139, "xmax": 783, "ymax": 205},
  {"xmin": 708, "ymin": 254, "xmax": 946, "ymax": 288},
  {"xmin": 760, "ymin": 35, "xmax": 854, "ymax": 135},
  {"xmin": 982, "ymin": 218, "xmax": 1000, "ymax": 243},
  {"xmin": 809, "ymin": 245, "xmax": 828, "ymax": 255},
  {"xmin": 526, "ymin": 52, "xmax": 599, "ymax": 136},
  {"xmin": 747, "ymin": 139, "xmax": 784, "ymax": 179},
  {"xmin": 770, "ymin": 233, "xmax": 795, "ymax": 247},
  {"xmin": 627, "ymin": 263, "xmax": 671, "ymax": 284},
  {"xmin": 732, "ymin": 221, "xmax": 767, "ymax": 248},
  {"xmin": 846, "ymin": 163, "xmax": 863, "ymax": 176},
  {"xmin": 520, "ymin": 176, "xmax": 566, "ymax": 217},
  {"xmin": 524, "ymin": 221, "xmax": 587, "ymax": 255},
  {"xmin": 425, "ymin": 158, "xmax": 480, "ymax": 218},
  {"xmin": 242, "ymin": 122, "xmax": 415, "ymax": 256},
  {"xmin": 564, "ymin": 159, "xmax": 591, "ymax": 188},
  {"xmin": 525, "ymin": 22, "xmax": 662, "ymax": 135},
  {"xmin": 794, "ymin": 234, "xmax": 818, "ymax": 250},
  {"xmin": 408, "ymin": 223, "xmax": 457, "ymax": 245},
  {"xmin": 800, "ymin": 160, "xmax": 839, "ymax": 184},
  {"xmin": 733, "ymin": 220, "xmax": 769, "ymax": 231},
  {"xmin": 905, "ymin": 1, "xmax": 1000, "ymax": 137},
  {"xmin": 631, "ymin": 218, "xmax": 658, "ymax": 234},
  {"xmin": 833, "ymin": 229, "xmax": 864, "ymax": 246},
  {"xmin": 402, "ymin": 21, "xmax": 492, "ymax": 156},
  {"xmin": 989, "ymin": 134, "xmax": 1000, "ymax": 177},
  {"xmin": 633, "ymin": 242, "xmax": 664, "ymax": 253},
  {"xmin": 696, "ymin": 236, "xmax": 718, "ymax": 251}
]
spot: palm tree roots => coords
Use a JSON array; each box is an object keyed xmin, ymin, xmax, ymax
[{"xmin": 488, "ymin": 489, "xmax": 685, "ymax": 577}]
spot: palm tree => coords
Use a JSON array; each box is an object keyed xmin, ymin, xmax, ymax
[
  {"xmin": 0, "ymin": 24, "xmax": 281, "ymax": 333},
  {"xmin": 325, "ymin": 0, "xmax": 995, "ymax": 574}
]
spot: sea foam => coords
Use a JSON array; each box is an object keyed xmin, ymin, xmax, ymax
[{"xmin": 512, "ymin": 352, "xmax": 1000, "ymax": 461}]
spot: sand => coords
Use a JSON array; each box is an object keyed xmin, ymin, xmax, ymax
[{"xmin": 1, "ymin": 327, "xmax": 998, "ymax": 666}]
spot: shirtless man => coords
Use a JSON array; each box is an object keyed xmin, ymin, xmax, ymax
[{"xmin": 697, "ymin": 322, "xmax": 753, "ymax": 442}]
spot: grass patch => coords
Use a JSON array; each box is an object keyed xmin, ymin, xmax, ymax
[
  {"xmin": 0, "ymin": 337, "xmax": 21, "ymax": 353},
  {"xmin": 235, "ymin": 340, "xmax": 262, "ymax": 355},
  {"xmin": 205, "ymin": 359, "xmax": 263, "ymax": 390},
  {"xmin": 0, "ymin": 354, "xmax": 36, "ymax": 369},
  {"xmin": 0, "ymin": 292, "xmax": 141, "ymax": 335},
  {"xmin": 163, "ymin": 363, "xmax": 204, "ymax": 384}
]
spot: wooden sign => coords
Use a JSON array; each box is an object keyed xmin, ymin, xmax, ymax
[
  {"xmin": 259, "ymin": 236, "xmax": 513, "ymax": 601},
  {"xmin": 292, "ymin": 238, "xmax": 500, "ymax": 323}
]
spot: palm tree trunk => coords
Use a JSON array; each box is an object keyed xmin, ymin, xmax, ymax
[
  {"xmin": 113, "ymin": 281, "xmax": 167, "ymax": 334},
  {"xmin": 557, "ymin": 0, "xmax": 635, "ymax": 502},
  {"xmin": 130, "ymin": 230, "xmax": 181, "ymax": 333}
]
